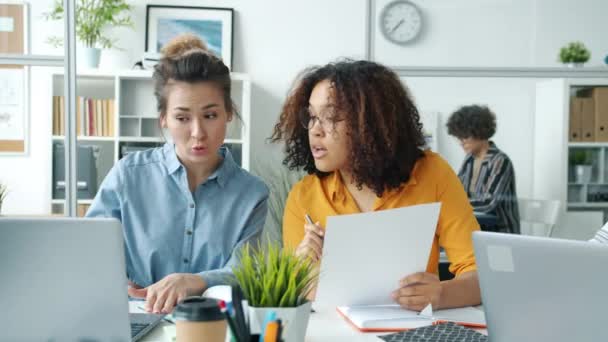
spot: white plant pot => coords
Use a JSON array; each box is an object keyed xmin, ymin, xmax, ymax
[
  {"xmin": 77, "ymin": 47, "xmax": 101, "ymax": 69},
  {"xmin": 565, "ymin": 62, "xmax": 585, "ymax": 68},
  {"xmin": 575, "ymin": 165, "xmax": 592, "ymax": 183},
  {"xmin": 99, "ymin": 49, "xmax": 131, "ymax": 70},
  {"xmin": 248, "ymin": 301, "xmax": 312, "ymax": 342}
]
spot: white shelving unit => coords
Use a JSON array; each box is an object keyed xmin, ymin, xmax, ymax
[
  {"xmin": 49, "ymin": 69, "xmax": 252, "ymax": 216},
  {"xmin": 533, "ymin": 78, "xmax": 608, "ymax": 235}
]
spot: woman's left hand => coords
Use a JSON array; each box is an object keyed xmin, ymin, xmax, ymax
[
  {"xmin": 128, "ymin": 273, "xmax": 207, "ymax": 314},
  {"xmin": 391, "ymin": 272, "xmax": 442, "ymax": 311}
]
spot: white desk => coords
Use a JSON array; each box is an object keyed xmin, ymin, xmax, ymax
[{"xmin": 134, "ymin": 303, "xmax": 487, "ymax": 342}]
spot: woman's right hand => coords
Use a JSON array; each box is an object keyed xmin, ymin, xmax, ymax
[{"xmin": 295, "ymin": 220, "xmax": 325, "ymax": 262}]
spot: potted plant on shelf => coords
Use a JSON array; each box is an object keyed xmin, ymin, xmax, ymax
[
  {"xmin": 0, "ymin": 182, "xmax": 8, "ymax": 215},
  {"xmin": 571, "ymin": 150, "xmax": 593, "ymax": 184},
  {"xmin": 233, "ymin": 242, "xmax": 318, "ymax": 342},
  {"xmin": 44, "ymin": 0, "xmax": 133, "ymax": 69},
  {"xmin": 559, "ymin": 41, "xmax": 591, "ymax": 67}
]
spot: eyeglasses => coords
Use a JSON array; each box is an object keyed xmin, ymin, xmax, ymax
[{"xmin": 299, "ymin": 107, "xmax": 344, "ymax": 133}]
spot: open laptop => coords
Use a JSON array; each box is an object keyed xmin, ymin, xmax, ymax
[
  {"xmin": 0, "ymin": 217, "xmax": 164, "ymax": 341},
  {"xmin": 473, "ymin": 231, "xmax": 608, "ymax": 341}
]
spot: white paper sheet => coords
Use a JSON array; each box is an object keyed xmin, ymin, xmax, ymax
[{"xmin": 315, "ymin": 203, "xmax": 441, "ymax": 309}]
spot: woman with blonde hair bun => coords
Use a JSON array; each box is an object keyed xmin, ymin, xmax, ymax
[{"xmin": 87, "ymin": 34, "xmax": 269, "ymax": 314}]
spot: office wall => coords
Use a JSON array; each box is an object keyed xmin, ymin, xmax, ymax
[
  {"xmin": 374, "ymin": 0, "xmax": 608, "ymax": 215},
  {"xmin": 1, "ymin": 0, "xmax": 606, "ymax": 222}
]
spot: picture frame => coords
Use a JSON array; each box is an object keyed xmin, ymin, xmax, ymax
[
  {"xmin": 0, "ymin": 2, "xmax": 29, "ymax": 155},
  {"xmin": 145, "ymin": 5, "xmax": 234, "ymax": 70}
]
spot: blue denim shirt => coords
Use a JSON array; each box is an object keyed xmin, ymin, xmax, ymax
[{"xmin": 86, "ymin": 143, "xmax": 269, "ymax": 288}]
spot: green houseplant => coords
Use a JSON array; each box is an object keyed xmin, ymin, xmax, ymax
[
  {"xmin": 44, "ymin": 0, "xmax": 133, "ymax": 68},
  {"xmin": 252, "ymin": 153, "xmax": 305, "ymax": 246},
  {"xmin": 233, "ymin": 242, "xmax": 318, "ymax": 342},
  {"xmin": 559, "ymin": 41, "xmax": 591, "ymax": 66},
  {"xmin": 570, "ymin": 150, "xmax": 593, "ymax": 183}
]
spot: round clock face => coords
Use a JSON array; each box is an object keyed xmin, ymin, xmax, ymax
[{"xmin": 380, "ymin": 0, "xmax": 422, "ymax": 45}]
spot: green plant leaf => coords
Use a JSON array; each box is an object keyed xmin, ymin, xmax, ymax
[
  {"xmin": 43, "ymin": 0, "xmax": 133, "ymax": 49},
  {"xmin": 559, "ymin": 41, "xmax": 591, "ymax": 64},
  {"xmin": 234, "ymin": 240, "xmax": 319, "ymax": 307}
]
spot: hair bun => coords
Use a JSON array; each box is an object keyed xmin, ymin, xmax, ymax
[{"xmin": 161, "ymin": 33, "xmax": 209, "ymax": 59}]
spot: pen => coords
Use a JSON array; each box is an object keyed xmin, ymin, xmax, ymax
[
  {"xmin": 275, "ymin": 319, "xmax": 283, "ymax": 342},
  {"xmin": 304, "ymin": 214, "xmax": 314, "ymax": 225},
  {"xmin": 219, "ymin": 300, "xmax": 240, "ymax": 342},
  {"xmin": 305, "ymin": 213, "xmax": 323, "ymax": 239},
  {"xmin": 259, "ymin": 311, "xmax": 276, "ymax": 342},
  {"xmin": 263, "ymin": 320, "xmax": 280, "ymax": 342},
  {"xmin": 231, "ymin": 285, "xmax": 248, "ymax": 342}
]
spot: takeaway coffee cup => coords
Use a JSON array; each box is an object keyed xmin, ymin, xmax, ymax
[{"xmin": 173, "ymin": 297, "xmax": 227, "ymax": 342}]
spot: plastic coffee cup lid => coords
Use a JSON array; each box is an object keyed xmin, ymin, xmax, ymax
[{"xmin": 173, "ymin": 297, "xmax": 225, "ymax": 322}]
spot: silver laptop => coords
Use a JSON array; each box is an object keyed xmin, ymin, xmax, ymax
[
  {"xmin": 474, "ymin": 231, "xmax": 608, "ymax": 341},
  {"xmin": 0, "ymin": 217, "xmax": 163, "ymax": 341}
]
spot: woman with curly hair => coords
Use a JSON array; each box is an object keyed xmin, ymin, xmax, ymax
[
  {"xmin": 271, "ymin": 60, "xmax": 481, "ymax": 311},
  {"xmin": 446, "ymin": 105, "xmax": 520, "ymax": 234}
]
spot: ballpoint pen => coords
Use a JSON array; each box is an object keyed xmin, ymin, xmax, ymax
[
  {"xmin": 304, "ymin": 214, "xmax": 314, "ymax": 226},
  {"xmin": 231, "ymin": 285, "xmax": 249, "ymax": 342},
  {"xmin": 219, "ymin": 300, "xmax": 240, "ymax": 342},
  {"xmin": 305, "ymin": 213, "xmax": 323, "ymax": 240}
]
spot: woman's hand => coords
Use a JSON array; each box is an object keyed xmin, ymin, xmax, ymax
[
  {"xmin": 295, "ymin": 220, "xmax": 325, "ymax": 262},
  {"xmin": 391, "ymin": 272, "xmax": 442, "ymax": 311},
  {"xmin": 127, "ymin": 273, "xmax": 207, "ymax": 314}
]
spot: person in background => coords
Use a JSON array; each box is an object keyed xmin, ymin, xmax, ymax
[
  {"xmin": 591, "ymin": 223, "xmax": 608, "ymax": 243},
  {"xmin": 446, "ymin": 105, "xmax": 520, "ymax": 234},
  {"xmin": 271, "ymin": 60, "xmax": 481, "ymax": 311},
  {"xmin": 86, "ymin": 34, "xmax": 268, "ymax": 314}
]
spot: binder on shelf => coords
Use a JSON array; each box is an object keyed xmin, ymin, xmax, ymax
[
  {"xmin": 592, "ymin": 88, "xmax": 608, "ymax": 142},
  {"xmin": 580, "ymin": 97, "xmax": 595, "ymax": 142},
  {"xmin": 569, "ymin": 98, "xmax": 583, "ymax": 142}
]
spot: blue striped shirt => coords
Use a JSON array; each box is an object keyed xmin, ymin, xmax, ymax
[
  {"xmin": 86, "ymin": 143, "xmax": 269, "ymax": 288},
  {"xmin": 458, "ymin": 141, "xmax": 520, "ymax": 234}
]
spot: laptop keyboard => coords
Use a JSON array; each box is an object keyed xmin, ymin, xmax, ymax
[
  {"xmin": 131, "ymin": 322, "xmax": 150, "ymax": 338},
  {"xmin": 379, "ymin": 322, "xmax": 488, "ymax": 342}
]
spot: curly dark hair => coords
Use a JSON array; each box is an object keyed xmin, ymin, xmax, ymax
[
  {"xmin": 446, "ymin": 105, "xmax": 496, "ymax": 140},
  {"xmin": 270, "ymin": 59, "xmax": 426, "ymax": 197}
]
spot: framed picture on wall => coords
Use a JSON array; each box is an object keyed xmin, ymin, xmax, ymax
[
  {"xmin": 0, "ymin": 2, "xmax": 29, "ymax": 155},
  {"xmin": 145, "ymin": 5, "xmax": 234, "ymax": 70}
]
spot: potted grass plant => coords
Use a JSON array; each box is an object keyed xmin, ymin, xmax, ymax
[
  {"xmin": 233, "ymin": 242, "xmax": 318, "ymax": 342},
  {"xmin": 570, "ymin": 150, "xmax": 593, "ymax": 183},
  {"xmin": 44, "ymin": 0, "xmax": 133, "ymax": 68}
]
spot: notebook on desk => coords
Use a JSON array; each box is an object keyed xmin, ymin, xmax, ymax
[{"xmin": 336, "ymin": 305, "xmax": 486, "ymax": 332}]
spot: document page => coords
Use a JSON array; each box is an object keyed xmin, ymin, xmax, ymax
[{"xmin": 315, "ymin": 203, "xmax": 441, "ymax": 309}]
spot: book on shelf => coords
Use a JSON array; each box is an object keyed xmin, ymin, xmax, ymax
[{"xmin": 52, "ymin": 96, "xmax": 115, "ymax": 137}]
